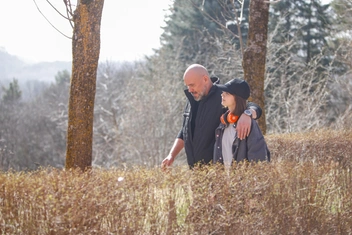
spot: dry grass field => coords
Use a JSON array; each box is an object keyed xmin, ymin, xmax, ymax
[{"xmin": 1, "ymin": 129, "xmax": 352, "ymax": 234}]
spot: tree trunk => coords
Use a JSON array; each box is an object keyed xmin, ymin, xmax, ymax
[
  {"xmin": 65, "ymin": 0, "xmax": 104, "ymax": 171},
  {"xmin": 242, "ymin": 0, "xmax": 269, "ymax": 134}
]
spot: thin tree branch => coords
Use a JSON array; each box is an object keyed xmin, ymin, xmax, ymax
[
  {"xmin": 45, "ymin": 0, "xmax": 71, "ymax": 21},
  {"xmin": 194, "ymin": 0, "xmax": 237, "ymax": 38},
  {"xmin": 64, "ymin": 0, "xmax": 75, "ymax": 29},
  {"xmin": 231, "ymin": 0, "xmax": 244, "ymax": 56},
  {"xmin": 192, "ymin": 0, "xmax": 244, "ymax": 56},
  {"xmin": 64, "ymin": 0, "xmax": 74, "ymax": 17},
  {"xmin": 32, "ymin": 0, "xmax": 72, "ymax": 39},
  {"xmin": 263, "ymin": 0, "xmax": 281, "ymax": 4}
]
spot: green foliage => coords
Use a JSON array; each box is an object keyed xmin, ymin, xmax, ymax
[
  {"xmin": 160, "ymin": 0, "xmax": 247, "ymax": 65},
  {"xmin": 55, "ymin": 70, "xmax": 71, "ymax": 85},
  {"xmin": 1, "ymin": 130, "xmax": 352, "ymax": 234},
  {"xmin": 0, "ymin": 75, "xmax": 68, "ymax": 171},
  {"xmin": 269, "ymin": 0, "xmax": 332, "ymax": 65},
  {"xmin": 328, "ymin": 0, "xmax": 352, "ymax": 74},
  {"xmin": 264, "ymin": 1, "xmax": 342, "ymax": 133},
  {"xmin": 1, "ymin": 78, "xmax": 22, "ymax": 104},
  {"xmin": 331, "ymin": 0, "xmax": 352, "ymax": 27}
]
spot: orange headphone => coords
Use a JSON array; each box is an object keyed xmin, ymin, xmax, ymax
[{"xmin": 220, "ymin": 111, "xmax": 239, "ymax": 125}]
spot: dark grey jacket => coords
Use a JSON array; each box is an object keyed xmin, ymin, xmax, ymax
[{"xmin": 213, "ymin": 119, "xmax": 270, "ymax": 164}]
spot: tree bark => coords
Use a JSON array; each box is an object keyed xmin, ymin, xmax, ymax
[
  {"xmin": 65, "ymin": 0, "xmax": 104, "ymax": 171},
  {"xmin": 242, "ymin": 0, "xmax": 269, "ymax": 134}
]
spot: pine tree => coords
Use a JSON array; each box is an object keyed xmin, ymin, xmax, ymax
[
  {"xmin": 269, "ymin": 0, "xmax": 332, "ymax": 65},
  {"xmin": 329, "ymin": 0, "xmax": 352, "ymax": 73},
  {"xmin": 2, "ymin": 78, "xmax": 22, "ymax": 104},
  {"xmin": 265, "ymin": 0, "xmax": 333, "ymax": 132},
  {"xmin": 55, "ymin": 70, "xmax": 71, "ymax": 85},
  {"xmin": 160, "ymin": 0, "xmax": 249, "ymax": 66}
]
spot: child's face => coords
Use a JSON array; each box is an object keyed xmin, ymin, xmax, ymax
[{"xmin": 221, "ymin": 92, "xmax": 236, "ymax": 108}]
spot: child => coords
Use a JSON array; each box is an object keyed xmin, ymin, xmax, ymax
[{"xmin": 213, "ymin": 78, "xmax": 270, "ymax": 169}]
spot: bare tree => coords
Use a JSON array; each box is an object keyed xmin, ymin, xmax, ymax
[
  {"xmin": 92, "ymin": 60, "xmax": 187, "ymax": 167},
  {"xmin": 33, "ymin": 0, "xmax": 104, "ymax": 170},
  {"xmin": 63, "ymin": 0, "xmax": 105, "ymax": 171},
  {"xmin": 264, "ymin": 19, "xmax": 331, "ymax": 133},
  {"xmin": 242, "ymin": 0, "xmax": 269, "ymax": 134},
  {"xmin": 93, "ymin": 61, "xmax": 139, "ymax": 167}
]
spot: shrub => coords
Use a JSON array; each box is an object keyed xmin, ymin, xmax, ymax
[{"xmin": 1, "ymin": 129, "xmax": 352, "ymax": 234}]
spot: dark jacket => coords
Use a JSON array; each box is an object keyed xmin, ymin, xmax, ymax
[
  {"xmin": 178, "ymin": 77, "xmax": 262, "ymax": 167},
  {"xmin": 213, "ymin": 119, "xmax": 270, "ymax": 164}
]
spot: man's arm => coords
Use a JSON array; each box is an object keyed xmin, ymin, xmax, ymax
[
  {"xmin": 161, "ymin": 138, "xmax": 184, "ymax": 169},
  {"xmin": 162, "ymin": 101, "xmax": 189, "ymax": 169},
  {"xmin": 236, "ymin": 102, "xmax": 262, "ymax": 140},
  {"xmin": 247, "ymin": 101, "xmax": 262, "ymax": 120}
]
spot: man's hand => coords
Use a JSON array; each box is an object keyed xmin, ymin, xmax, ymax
[
  {"xmin": 236, "ymin": 113, "xmax": 252, "ymax": 140},
  {"xmin": 161, "ymin": 138, "xmax": 184, "ymax": 171},
  {"xmin": 161, "ymin": 154, "xmax": 175, "ymax": 171}
]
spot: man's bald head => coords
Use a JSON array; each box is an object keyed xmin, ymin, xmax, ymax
[
  {"xmin": 183, "ymin": 64, "xmax": 212, "ymax": 101},
  {"xmin": 183, "ymin": 64, "xmax": 209, "ymax": 79}
]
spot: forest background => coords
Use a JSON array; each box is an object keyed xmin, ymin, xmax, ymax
[{"xmin": 0, "ymin": 0, "xmax": 351, "ymax": 171}]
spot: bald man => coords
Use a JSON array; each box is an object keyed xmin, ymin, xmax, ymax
[{"xmin": 162, "ymin": 64, "xmax": 262, "ymax": 168}]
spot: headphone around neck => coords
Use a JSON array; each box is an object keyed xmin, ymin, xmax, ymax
[{"xmin": 220, "ymin": 110, "xmax": 239, "ymax": 125}]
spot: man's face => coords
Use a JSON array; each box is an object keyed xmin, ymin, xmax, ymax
[{"xmin": 184, "ymin": 75, "xmax": 207, "ymax": 101}]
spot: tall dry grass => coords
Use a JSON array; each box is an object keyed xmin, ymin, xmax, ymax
[{"xmin": 1, "ymin": 129, "xmax": 352, "ymax": 234}]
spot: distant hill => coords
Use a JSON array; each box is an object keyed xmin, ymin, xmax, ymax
[{"xmin": 0, "ymin": 49, "xmax": 71, "ymax": 84}]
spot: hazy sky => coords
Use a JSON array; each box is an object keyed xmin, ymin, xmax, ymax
[
  {"xmin": 0, "ymin": 0, "xmax": 172, "ymax": 63},
  {"xmin": 1, "ymin": 0, "xmax": 332, "ymax": 63}
]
